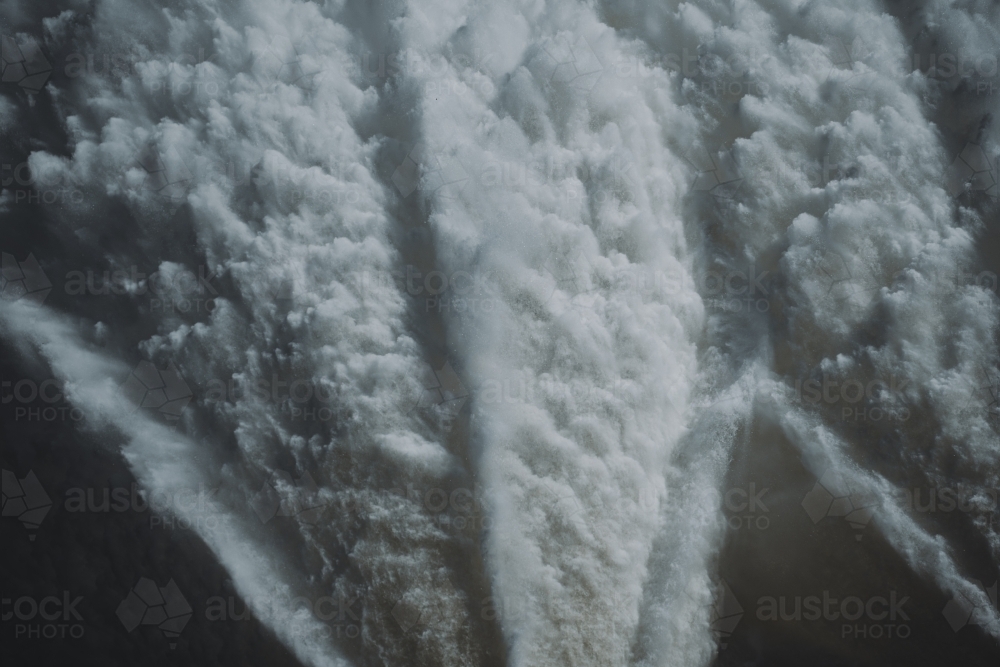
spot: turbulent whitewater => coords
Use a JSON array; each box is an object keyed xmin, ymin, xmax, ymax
[{"xmin": 1, "ymin": 0, "xmax": 998, "ymax": 665}]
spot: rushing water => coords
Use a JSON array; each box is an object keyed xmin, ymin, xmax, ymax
[{"xmin": 1, "ymin": 1, "xmax": 998, "ymax": 666}]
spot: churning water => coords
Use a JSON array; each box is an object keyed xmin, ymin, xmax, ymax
[{"xmin": 1, "ymin": 1, "xmax": 998, "ymax": 666}]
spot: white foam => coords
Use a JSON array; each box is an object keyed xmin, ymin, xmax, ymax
[{"xmin": 4, "ymin": 0, "xmax": 998, "ymax": 664}]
